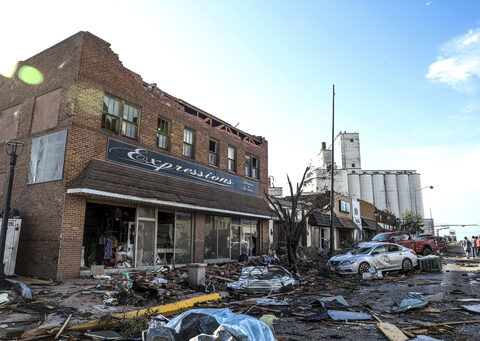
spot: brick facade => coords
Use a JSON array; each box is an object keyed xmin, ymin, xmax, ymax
[{"xmin": 0, "ymin": 31, "xmax": 270, "ymax": 279}]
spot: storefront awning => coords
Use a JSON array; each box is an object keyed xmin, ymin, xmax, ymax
[
  {"xmin": 361, "ymin": 218, "xmax": 381, "ymax": 231},
  {"xmin": 67, "ymin": 159, "xmax": 272, "ymax": 219},
  {"xmin": 337, "ymin": 217, "xmax": 360, "ymax": 230},
  {"xmin": 309, "ymin": 212, "xmax": 343, "ymax": 228}
]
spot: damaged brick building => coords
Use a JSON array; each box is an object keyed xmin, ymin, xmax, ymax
[{"xmin": 0, "ymin": 31, "xmax": 271, "ymax": 279}]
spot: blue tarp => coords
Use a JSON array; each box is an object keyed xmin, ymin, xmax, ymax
[{"xmin": 166, "ymin": 308, "xmax": 275, "ymax": 341}]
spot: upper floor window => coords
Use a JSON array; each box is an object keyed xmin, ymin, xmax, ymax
[
  {"xmin": 228, "ymin": 146, "xmax": 236, "ymax": 172},
  {"xmin": 183, "ymin": 128, "xmax": 195, "ymax": 158},
  {"xmin": 102, "ymin": 94, "xmax": 140, "ymax": 139},
  {"xmin": 157, "ymin": 117, "xmax": 171, "ymax": 150},
  {"xmin": 245, "ymin": 154, "xmax": 259, "ymax": 179},
  {"xmin": 28, "ymin": 130, "xmax": 67, "ymax": 184},
  {"xmin": 209, "ymin": 139, "xmax": 219, "ymax": 166}
]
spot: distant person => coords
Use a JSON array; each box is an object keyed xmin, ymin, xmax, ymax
[
  {"xmin": 472, "ymin": 236, "xmax": 477, "ymax": 258},
  {"xmin": 477, "ymin": 237, "xmax": 480, "ymax": 256},
  {"xmin": 464, "ymin": 237, "xmax": 472, "ymax": 259}
]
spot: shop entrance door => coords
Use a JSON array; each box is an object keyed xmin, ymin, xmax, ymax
[{"xmin": 135, "ymin": 206, "xmax": 157, "ymax": 268}]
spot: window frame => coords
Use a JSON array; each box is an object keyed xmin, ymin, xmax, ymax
[
  {"xmin": 183, "ymin": 127, "xmax": 195, "ymax": 159},
  {"xmin": 245, "ymin": 154, "xmax": 260, "ymax": 179},
  {"xmin": 209, "ymin": 139, "xmax": 219, "ymax": 167},
  {"xmin": 227, "ymin": 146, "xmax": 236, "ymax": 172},
  {"xmin": 102, "ymin": 93, "xmax": 140, "ymax": 140},
  {"xmin": 157, "ymin": 116, "xmax": 171, "ymax": 150}
]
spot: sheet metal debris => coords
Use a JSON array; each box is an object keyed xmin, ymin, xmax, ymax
[
  {"xmin": 391, "ymin": 292, "xmax": 428, "ymax": 313},
  {"xmin": 461, "ymin": 304, "xmax": 480, "ymax": 313},
  {"xmin": 5, "ymin": 278, "xmax": 32, "ymax": 299},
  {"xmin": 314, "ymin": 295, "xmax": 348, "ymax": 308},
  {"xmin": 327, "ymin": 310, "xmax": 372, "ymax": 321},
  {"xmin": 226, "ymin": 265, "xmax": 296, "ymax": 294}
]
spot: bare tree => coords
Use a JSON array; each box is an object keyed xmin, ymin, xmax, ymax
[{"xmin": 265, "ymin": 167, "xmax": 329, "ymax": 270}]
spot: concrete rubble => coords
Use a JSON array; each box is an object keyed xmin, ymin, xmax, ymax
[{"xmin": 0, "ymin": 244, "xmax": 480, "ymax": 340}]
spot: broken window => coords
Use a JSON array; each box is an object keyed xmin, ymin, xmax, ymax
[
  {"xmin": 0, "ymin": 104, "xmax": 21, "ymax": 143},
  {"xmin": 245, "ymin": 154, "xmax": 259, "ymax": 179},
  {"xmin": 228, "ymin": 146, "xmax": 236, "ymax": 172},
  {"xmin": 102, "ymin": 94, "xmax": 140, "ymax": 139},
  {"xmin": 28, "ymin": 130, "xmax": 67, "ymax": 184},
  {"xmin": 31, "ymin": 89, "xmax": 61, "ymax": 134},
  {"xmin": 204, "ymin": 216, "xmax": 230, "ymax": 261},
  {"xmin": 157, "ymin": 117, "xmax": 170, "ymax": 150},
  {"xmin": 209, "ymin": 139, "xmax": 219, "ymax": 166},
  {"xmin": 175, "ymin": 212, "xmax": 193, "ymax": 264},
  {"xmin": 183, "ymin": 128, "xmax": 195, "ymax": 158}
]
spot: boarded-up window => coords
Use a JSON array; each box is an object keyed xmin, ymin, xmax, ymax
[
  {"xmin": 0, "ymin": 104, "xmax": 21, "ymax": 143},
  {"xmin": 31, "ymin": 88, "xmax": 62, "ymax": 134},
  {"xmin": 0, "ymin": 174, "xmax": 5, "ymax": 196},
  {"xmin": 28, "ymin": 130, "xmax": 67, "ymax": 184}
]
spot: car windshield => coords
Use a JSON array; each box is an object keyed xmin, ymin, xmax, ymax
[
  {"xmin": 372, "ymin": 234, "xmax": 389, "ymax": 241},
  {"xmin": 348, "ymin": 246, "xmax": 372, "ymax": 255}
]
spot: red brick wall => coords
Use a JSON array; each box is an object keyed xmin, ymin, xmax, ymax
[{"xmin": 1, "ymin": 31, "xmax": 270, "ymax": 279}]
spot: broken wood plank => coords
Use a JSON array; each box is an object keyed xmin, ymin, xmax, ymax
[
  {"xmin": 65, "ymin": 292, "xmax": 221, "ymax": 331},
  {"xmin": 404, "ymin": 319, "xmax": 480, "ymax": 330},
  {"xmin": 377, "ymin": 322, "xmax": 409, "ymax": 341},
  {"xmin": 212, "ymin": 275, "xmax": 234, "ymax": 282},
  {"xmin": 55, "ymin": 313, "xmax": 72, "ymax": 339}
]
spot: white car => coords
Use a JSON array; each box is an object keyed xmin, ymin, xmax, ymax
[{"xmin": 328, "ymin": 242, "xmax": 418, "ymax": 275}]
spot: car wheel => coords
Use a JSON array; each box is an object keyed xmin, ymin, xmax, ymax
[
  {"xmin": 422, "ymin": 246, "xmax": 432, "ymax": 256},
  {"xmin": 358, "ymin": 262, "xmax": 370, "ymax": 274},
  {"xmin": 402, "ymin": 258, "xmax": 413, "ymax": 272}
]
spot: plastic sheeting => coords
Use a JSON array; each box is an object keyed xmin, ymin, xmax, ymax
[
  {"xmin": 391, "ymin": 292, "xmax": 428, "ymax": 313},
  {"xmin": 227, "ymin": 265, "xmax": 296, "ymax": 294},
  {"xmin": 5, "ymin": 279, "xmax": 32, "ymax": 299},
  {"xmin": 165, "ymin": 308, "xmax": 275, "ymax": 341}
]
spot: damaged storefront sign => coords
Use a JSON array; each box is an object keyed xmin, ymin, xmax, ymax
[{"xmin": 227, "ymin": 265, "xmax": 297, "ymax": 294}]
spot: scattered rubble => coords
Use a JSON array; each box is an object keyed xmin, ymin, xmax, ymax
[{"xmin": 0, "ymin": 245, "xmax": 479, "ymax": 340}]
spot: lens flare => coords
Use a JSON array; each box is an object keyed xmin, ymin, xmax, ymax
[
  {"xmin": 18, "ymin": 65, "xmax": 43, "ymax": 85},
  {"xmin": 0, "ymin": 62, "xmax": 18, "ymax": 78}
]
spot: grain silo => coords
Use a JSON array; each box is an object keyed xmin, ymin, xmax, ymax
[
  {"xmin": 397, "ymin": 173, "xmax": 411, "ymax": 215},
  {"xmin": 372, "ymin": 173, "xmax": 386, "ymax": 210},
  {"xmin": 348, "ymin": 173, "xmax": 361, "ymax": 200},
  {"xmin": 385, "ymin": 173, "xmax": 400, "ymax": 217},
  {"xmin": 360, "ymin": 173, "xmax": 374, "ymax": 204},
  {"xmin": 409, "ymin": 173, "xmax": 424, "ymax": 218}
]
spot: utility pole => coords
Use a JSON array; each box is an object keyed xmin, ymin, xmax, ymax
[{"xmin": 329, "ymin": 84, "xmax": 335, "ymax": 256}]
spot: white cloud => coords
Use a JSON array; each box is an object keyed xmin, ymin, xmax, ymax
[
  {"xmin": 425, "ymin": 1, "xmax": 432, "ymax": 6},
  {"xmin": 426, "ymin": 28, "xmax": 480, "ymax": 91}
]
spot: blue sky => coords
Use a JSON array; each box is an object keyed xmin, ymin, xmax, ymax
[{"xmin": 1, "ymin": 0, "xmax": 479, "ymax": 231}]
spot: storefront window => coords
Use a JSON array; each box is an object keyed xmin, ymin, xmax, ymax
[
  {"xmin": 175, "ymin": 212, "xmax": 193, "ymax": 264},
  {"xmin": 204, "ymin": 216, "xmax": 231, "ymax": 261},
  {"xmin": 135, "ymin": 220, "xmax": 156, "ymax": 268},
  {"xmin": 241, "ymin": 219, "xmax": 258, "ymax": 256},
  {"xmin": 230, "ymin": 219, "xmax": 241, "ymax": 260},
  {"xmin": 204, "ymin": 215, "xmax": 216, "ymax": 259},
  {"xmin": 157, "ymin": 211, "xmax": 175, "ymax": 264}
]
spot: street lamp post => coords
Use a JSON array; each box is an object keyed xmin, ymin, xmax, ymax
[
  {"xmin": 374, "ymin": 209, "xmax": 380, "ymax": 232},
  {"xmin": 413, "ymin": 185, "xmax": 434, "ymax": 215},
  {"xmin": 0, "ymin": 140, "xmax": 24, "ymax": 277}
]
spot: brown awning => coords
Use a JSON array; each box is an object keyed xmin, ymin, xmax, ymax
[
  {"xmin": 337, "ymin": 217, "xmax": 360, "ymax": 230},
  {"xmin": 309, "ymin": 213, "xmax": 343, "ymax": 228},
  {"xmin": 67, "ymin": 159, "xmax": 271, "ymax": 218},
  {"xmin": 361, "ymin": 218, "xmax": 381, "ymax": 231}
]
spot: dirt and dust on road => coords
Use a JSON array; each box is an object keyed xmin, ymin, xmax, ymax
[{"xmin": 1, "ymin": 244, "xmax": 480, "ymax": 340}]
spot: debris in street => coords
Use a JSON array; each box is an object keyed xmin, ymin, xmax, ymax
[
  {"xmin": 313, "ymin": 295, "xmax": 348, "ymax": 308},
  {"xmin": 460, "ymin": 304, "xmax": 480, "ymax": 313},
  {"xmin": 151, "ymin": 277, "xmax": 168, "ymax": 285},
  {"xmin": 327, "ymin": 310, "xmax": 372, "ymax": 321},
  {"xmin": 391, "ymin": 292, "xmax": 428, "ymax": 313},
  {"xmin": 377, "ymin": 322, "xmax": 409, "ymax": 341},
  {"xmin": 425, "ymin": 292, "xmax": 445, "ymax": 302},
  {"xmin": 164, "ymin": 308, "xmax": 275, "ymax": 341},
  {"xmin": 54, "ymin": 313, "xmax": 72, "ymax": 339},
  {"xmin": 84, "ymin": 330, "xmax": 123, "ymax": 340},
  {"xmin": 67, "ymin": 293, "xmax": 222, "ymax": 330},
  {"xmin": 226, "ymin": 265, "xmax": 296, "ymax": 294},
  {"xmin": 362, "ymin": 267, "xmax": 383, "ymax": 280},
  {"xmin": 5, "ymin": 278, "xmax": 33, "ymax": 299},
  {"xmin": 0, "ymin": 293, "xmax": 10, "ymax": 304}
]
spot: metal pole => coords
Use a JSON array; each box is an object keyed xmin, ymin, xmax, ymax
[
  {"xmin": 329, "ymin": 84, "xmax": 335, "ymax": 256},
  {"xmin": 0, "ymin": 152, "xmax": 17, "ymax": 277}
]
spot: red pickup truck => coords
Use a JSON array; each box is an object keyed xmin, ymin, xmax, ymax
[{"xmin": 371, "ymin": 232, "xmax": 437, "ymax": 256}]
